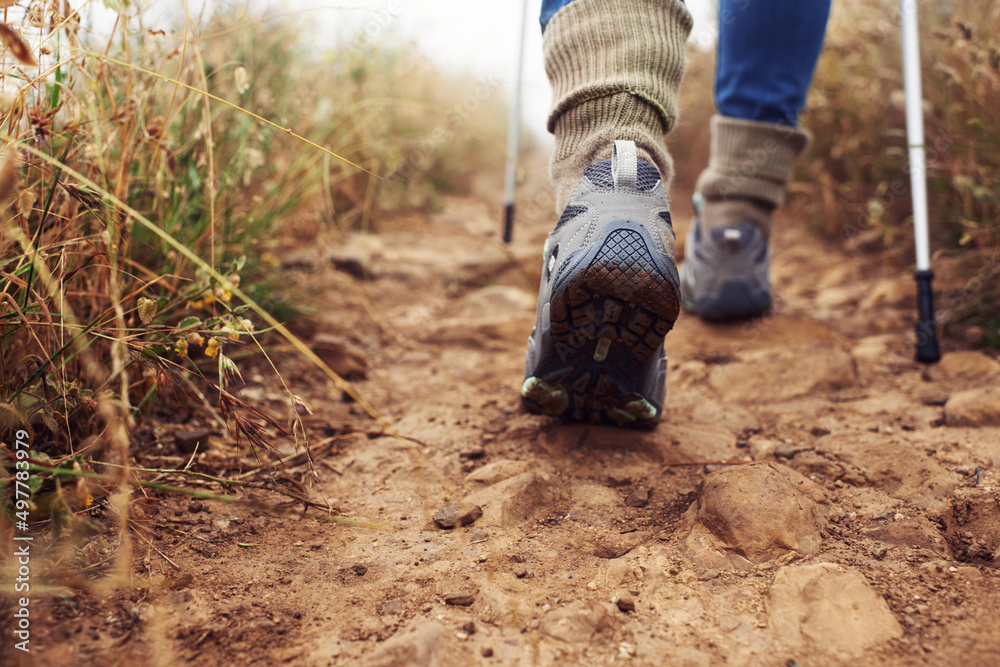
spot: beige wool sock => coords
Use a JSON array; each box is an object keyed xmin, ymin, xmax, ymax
[
  {"xmin": 544, "ymin": 0, "xmax": 693, "ymax": 213},
  {"xmin": 694, "ymin": 115, "xmax": 809, "ymax": 238}
]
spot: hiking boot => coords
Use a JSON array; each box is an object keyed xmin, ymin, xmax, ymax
[
  {"xmin": 521, "ymin": 140, "xmax": 680, "ymax": 428},
  {"xmin": 679, "ymin": 193, "xmax": 772, "ymax": 320}
]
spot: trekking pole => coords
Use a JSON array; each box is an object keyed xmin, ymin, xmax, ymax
[
  {"xmin": 503, "ymin": 0, "xmax": 530, "ymax": 243},
  {"xmin": 899, "ymin": 0, "xmax": 941, "ymax": 362}
]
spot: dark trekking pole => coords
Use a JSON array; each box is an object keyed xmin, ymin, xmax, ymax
[
  {"xmin": 503, "ymin": 0, "xmax": 529, "ymax": 243},
  {"xmin": 900, "ymin": 0, "xmax": 941, "ymax": 362}
]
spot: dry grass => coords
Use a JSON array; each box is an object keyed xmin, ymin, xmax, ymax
[
  {"xmin": 793, "ymin": 0, "xmax": 1000, "ymax": 344},
  {"xmin": 0, "ymin": 0, "xmax": 509, "ymax": 570}
]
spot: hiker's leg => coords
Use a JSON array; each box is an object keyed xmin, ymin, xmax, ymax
[
  {"xmin": 522, "ymin": 0, "xmax": 693, "ymax": 426},
  {"xmin": 680, "ymin": 0, "xmax": 830, "ymax": 320},
  {"xmin": 698, "ymin": 0, "xmax": 832, "ymax": 235}
]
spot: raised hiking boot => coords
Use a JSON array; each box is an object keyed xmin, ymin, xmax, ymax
[
  {"xmin": 679, "ymin": 194, "xmax": 772, "ymax": 320},
  {"xmin": 521, "ymin": 140, "xmax": 680, "ymax": 428}
]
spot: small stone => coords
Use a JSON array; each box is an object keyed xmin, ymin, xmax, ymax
[
  {"xmin": 433, "ymin": 502, "xmax": 483, "ymax": 529},
  {"xmin": 352, "ymin": 564, "xmax": 367, "ymax": 576},
  {"xmin": 187, "ymin": 500, "xmax": 204, "ymax": 513},
  {"xmin": 514, "ymin": 568, "xmax": 530, "ymax": 579},
  {"xmin": 944, "ymin": 387, "xmax": 1000, "ymax": 427},
  {"xmin": 464, "ymin": 459, "xmax": 532, "ymax": 485},
  {"xmin": 625, "ymin": 487, "xmax": 650, "ymax": 508},
  {"xmin": 481, "ymin": 646, "xmax": 494, "ymax": 657},
  {"xmin": 174, "ymin": 430, "xmax": 212, "ymax": 455},
  {"xmin": 327, "ymin": 247, "xmax": 369, "ymax": 279},
  {"xmin": 444, "ymin": 592, "xmax": 475, "ymax": 606},
  {"xmin": 698, "ymin": 569, "xmax": 720, "ymax": 581},
  {"xmin": 774, "ymin": 443, "xmax": 806, "ymax": 459},
  {"xmin": 587, "ymin": 581, "xmax": 598, "ymax": 591},
  {"xmin": 459, "ymin": 446, "xmax": 486, "ymax": 460},
  {"xmin": 311, "ymin": 334, "xmax": 368, "ymax": 380},
  {"xmin": 616, "ymin": 594, "xmax": 635, "ymax": 613},
  {"xmin": 461, "ymin": 621, "xmax": 476, "ymax": 635}
]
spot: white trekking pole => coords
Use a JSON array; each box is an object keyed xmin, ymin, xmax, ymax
[
  {"xmin": 503, "ymin": 0, "xmax": 530, "ymax": 243},
  {"xmin": 899, "ymin": 0, "xmax": 941, "ymax": 362}
]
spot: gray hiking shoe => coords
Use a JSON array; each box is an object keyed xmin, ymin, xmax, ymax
[
  {"xmin": 679, "ymin": 194, "xmax": 772, "ymax": 320},
  {"xmin": 521, "ymin": 140, "xmax": 680, "ymax": 428}
]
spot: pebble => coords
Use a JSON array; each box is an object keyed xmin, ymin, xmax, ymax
[
  {"xmin": 697, "ymin": 569, "xmax": 720, "ymax": 581},
  {"xmin": 616, "ymin": 594, "xmax": 635, "ymax": 613},
  {"xmin": 433, "ymin": 502, "xmax": 483, "ymax": 529},
  {"xmin": 352, "ymin": 564, "xmax": 367, "ymax": 576},
  {"xmin": 461, "ymin": 621, "xmax": 476, "ymax": 635},
  {"xmin": 175, "ymin": 429, "xmax": 212, "ymax": 455},
  {"xmin": 481, "ymin": 646, "xmax": 494, "ymax": 657},
  {"xmin": 444, "ymin": 592, "xmax": 475, "ymax": 606},
  {"xmin": 187, "ymin": 500, "xmax": 205, "ymax": 513},
  {"xmin": 625, "ymin": 487, "xmax": 650, "ymax": 508},
  {"xmin": 774, "ymin": 443, "xmax": 806, "ymax": 459}
]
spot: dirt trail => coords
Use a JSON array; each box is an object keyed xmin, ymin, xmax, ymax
[{"xmin": 26, "ymin": 163, "xmax": 1000, "ymax": 666}]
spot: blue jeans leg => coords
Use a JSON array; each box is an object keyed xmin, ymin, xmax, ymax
[
  {"xmin": 715, "ymin": 0, "xmax": 831, "ymax": 126},
  {"xmin": 540, "ymin": 0, "xmax": 572, "ymax": 31},
  {"xmin": 541, "ymin": 0, "xmax": 688, "ymax": 31}
]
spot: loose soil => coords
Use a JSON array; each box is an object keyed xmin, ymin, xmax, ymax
[{"xmin": 12, "ymin": 159, "xmax": 1000, "ymax": 666}]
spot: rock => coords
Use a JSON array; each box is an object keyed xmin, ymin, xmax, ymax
[
  {"xmin": 352, "ymin": 564, "xmax": 368, "ymax": 576},
  {"xmin": 174, "ymin": 429, "xmax": 212, "ymax": 455},
  {"xmin": 444, "ymin": 591, "xmax": 475, "ymax": 607},
  {"xmin": 539, "ymin": 600, "xmax": 612, "ymax": 644},
  {"xmin": 363, "ymin": 620, "xmax": 447, "ymax": 667},
  {"xmin": 773, "ymin": 443, "xmax": 808, "ymax": 459},
  {"xmin": 465, "ymin": 473, "xmax": 560, "ymax": 527},
  {"xmin": 684, "ymin": 463, "xmax": 824, "ymax": 565},
  {"xmin": 616, "ymin": 594, "xmax": 635, "ymax": 613},
  {"xmin": 464, "ymin": 459, "xmax": 532, "ymax": 485},
  {"xmin": 625, "ymin": 488, "xmax": 650, "ymax": 508},
  {"xmin": 697, "ymin": 569, "xmax": 720, "ymax": 581},
  {"xmin": 605, "ymin": 559, "xmax": 634, "ymax": 587},
  {"xmin": 709, "ymin": 344, "xmax": 855, "ymax": 404},
  {"xmin": 945, "ymin": 387, "xmax": 1000, "ymax": 427},
  {"xmin": 311, "ymin": 334, "xmax": 368, "ymax": 379},
  {"xmin": 924, "ymin": 351, "xmax": 1000, "ymax": 384},
  {"xmin": 280, "ymin": 248, "xmax": 321, "ymax": 272},
  {"xmin": 327, "ymin": 247, "xmax": 370, "ymax": 279},
  {"xmin": 432, "ymin": 502, "xmax": 483, "ymax": 529},
  {"xmin": 861, "ymin": 517, "xmax": 951, "ymax": 557},
  {"xmin": 644, "ymin": 566, "xmax": 667, "ymax": 593},
  {"xmin": 481, "ymin": 646, "xmax": 493, "ymax": 657},
  {"xmin": 768, "ymin": 563, "xmax": 902, "ymax": 656}
]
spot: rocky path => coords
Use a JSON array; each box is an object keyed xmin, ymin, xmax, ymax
[{"xmin": 31, "ymin": 173, "xmax": 1000, "ymax": 666}]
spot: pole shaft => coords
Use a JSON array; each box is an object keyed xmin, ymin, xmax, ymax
[
  {"xmin": 900, "ymin": 0, "xmax": 941, "ymax": 363},
  {"xmin": 503, "ymin": 0, "xmax": 530, "ymax": 242},
  {"xmin": 900, "ymin": 0, "xmax": 931, "ymax": 272}
]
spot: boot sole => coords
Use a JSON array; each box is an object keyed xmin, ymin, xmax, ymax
[{"xmin": 522, "ymin": 226, "xmax": 679, "ymax": 428}]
